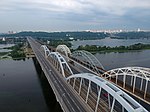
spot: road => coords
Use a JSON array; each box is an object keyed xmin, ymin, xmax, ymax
[{"xmin": 27, "ymin": 37, "xmax": 92, "ymax": 112}]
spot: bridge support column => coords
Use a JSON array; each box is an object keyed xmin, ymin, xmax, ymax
[
  {"xmin": 133, "ymin": 76, "xmax": 136, "ymax": 93},
  {"xmin": 86, "ymin": 81, "xmax": 91, "ymax": 103},
  {"xmin": 79, "ymin": 78, "xmax": 83, "ymax": 95},
  {"xmin": 110, "ymin": 98, "xmax": 115, "ymax": 112},
  {"xmin": 123, "ymin": 74, "xmax": 126, "ymax": 88},
  {"xmin": 116, "ymin": 70, "xmax": 120, "ymax": 84},
  {"xmin": 144, "ymin": 79, "xmax": 148, "ymax": 99},
  {"xmin": 122, "ymin": 107, "xmax": 124, "ymax": 112},
  {"xmin": 140, "ymin": 78, "xmax": 143, "ymax": 91},
  {"xmin": 116, "ymin": 75, "xmax": 118, "ymax": 84},
  {"xmin": 73, "ymin": 78, "xmax": 76, "ymax": 89},
  {"xmin": 108, "ymin": 93, "xmax": 111, "ymax": 109},
  {"xmin": 130, "ymin": 75, "xmax": 133, "ymax": 86},
  {"xmin": 95, "ymin": 87, "xmax": 101, "ymax": 112}
]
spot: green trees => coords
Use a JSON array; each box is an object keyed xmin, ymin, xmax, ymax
[
  {"xmin": 77, "ymin": 43, "xmax": 150, "ymax": 52},
  {"xmin": 9, "ymin": 43, "xmax": 26, "ymax": 58}
]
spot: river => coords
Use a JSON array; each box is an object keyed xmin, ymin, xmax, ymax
[
  {"xmin": 71, "ymin": 38, "xmax": 150, "ymax": 70},
  {"xmin": 95, "ymin": 50, "xmax": 150, "ymax": 70},
  {"xmin": 71, "ymin": 38, "xmax": 150, "ymax": 49},
  {"xmin": 0, "ymin": 39, "xmax": 150, "ymax": 111},
  {"xmin": 0, "ymin": 44, "xmax": 14, "ymax": 52},
  {"xmin": 0, "ymin": 58, "xmax": 62, "ymax": 112}
]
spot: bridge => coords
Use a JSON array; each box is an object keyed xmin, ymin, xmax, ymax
[
  {"xmin": 56, "ymin": 45, "xmax": 150, "ymax": 106},
  {"xmin": 27, "ymin": 37, "xmax": 149, "ymax": 112}
]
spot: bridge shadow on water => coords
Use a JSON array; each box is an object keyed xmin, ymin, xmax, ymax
[{"xmin": 32, "ymin": 57, "xmax": 63, "ymax": 112}]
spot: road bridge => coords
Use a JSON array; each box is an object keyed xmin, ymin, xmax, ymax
[
  {"xmin": 56, "ymin": 44, "xmax": 150, "ymax": 108},
  {"xmin": 27, "ymin": 37, "xmax": 148, "ymax": 112}
]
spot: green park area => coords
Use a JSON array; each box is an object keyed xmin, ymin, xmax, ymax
[{"xmin": 76, "ymin": 43, "xmax": 150, "ymax": 53}]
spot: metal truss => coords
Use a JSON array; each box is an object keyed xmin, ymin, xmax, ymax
[
  {"xmin": 41, "ymin": 45, "xmax": 73, "ymax": 78},
  {"xmin": 72, "ymin": 50, "xmax": 104, "ymax": 73},
  {"xmin": 56, "ymin": 45, "xmax": 71, "ymax": 58},
  {"xmin": 41, "ymin": 45, "xmax": 51, "ymax": 57},
  {"xmin": 67, "ymin": 73, "xmax": 148, "ymax": 112},
  {"xmin": 103, "ymin": 67, "xmax": 150, "ymax": 99}
]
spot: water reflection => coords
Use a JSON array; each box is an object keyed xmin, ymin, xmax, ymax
[
  {"xmin": 95, "ymin": 50, "xmax": 150, "ymax": 70},
  {"xmin": 32, "ymin": 57, "xmax": 62, "ymax": 112},
  {"xmin": 71, "ymin": 38, "xmax": 150, "ymax": 49},
  {"xmin": 0, "ymin": 58, "xmax": 62, "ymax": 112}
]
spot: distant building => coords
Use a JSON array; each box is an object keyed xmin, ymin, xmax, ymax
[
  {"xmin": 2, "ymin": 37, "xmax": 6, "ymax": 41},
  {"xmin": 69, "ymin": 37, "xmax": 74, "ymax": 40},
  {"xmin": 47, "ymin": 40, "xmax": 50, "ymax": 44}
]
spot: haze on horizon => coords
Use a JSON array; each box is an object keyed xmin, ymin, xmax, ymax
[{"xmin": 0, "ymin": 0, "xmax": 150, "ymax": 32}]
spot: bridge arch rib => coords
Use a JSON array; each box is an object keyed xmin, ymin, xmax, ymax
[
  {"xmin": 103, "ymin": 67, "xmax": 150, "ymax": 100},
  {"xmin": 41, "ymin": 45, "xmax": 73, "ymax": 78},
  {"xmin": 41, "ymin": 45, "xmax": 51, "ymax": 57},
  {"xmin": 67, "ymin": 73, "xmax": 148, "ymax": 112},
  {"xmin": 56, "ymin": 45, "xmax": 71, "ymax": 57},
  {"xmin": 72, "ymin": 50, "xmax": 104, "ymax": 74},
  {"xmin": 48, "ymin": 52, "xmax": 73, "ymax": 78}
]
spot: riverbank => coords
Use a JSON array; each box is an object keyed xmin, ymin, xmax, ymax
[
  {"xmin": 0, "ymin": 43, "xmax": 26, "ymax": 60},
  {"xmin": 76, "ymin": 43, "xmax": 150, "ymax": 53}
]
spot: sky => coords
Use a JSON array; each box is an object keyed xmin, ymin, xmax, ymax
[{"xmin": 0, "ymin": 0, "xmax": 150, "ymax": 32}]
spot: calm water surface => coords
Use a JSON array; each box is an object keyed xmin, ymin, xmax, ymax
[
  {"xmin": 0, "ymin": 58, "xmax": 61, "ymax": 112},
  {"xmin": 71, "ymin": 38, "xmax": 150, "ymax": 49},
  {"xmin": 0, "ymin": 44, "xmax": 14, "ymax": 52},
  {"xmin": 95, "ymin": 50, "xmax": 150, "ymax": 70},
  {"xmin": 71, "ymin": 38, "xmax": 150, "ymax": 70}
]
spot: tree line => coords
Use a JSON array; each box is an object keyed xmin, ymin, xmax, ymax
[{"xmin": 77, "ymin": 43, "xmax": 150, "ymax": 52}]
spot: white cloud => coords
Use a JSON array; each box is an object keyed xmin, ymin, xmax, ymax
[
  {"xmin": 0, "ymin": 0, "xmax": 150, "ymax": 32},
  {"xmin": 0, "ymin": 0, "xmax": 149, "ymax": 15}
]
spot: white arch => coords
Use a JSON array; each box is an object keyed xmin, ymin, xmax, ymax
[
  {"xmin": 103, "ymin": 67, "xmax": 150, "ymax": 100},
  {"xmin": 72, "ymin": 50, "xmax": 104, "ymax": 73},
  {"xmin": 67, "ymin": 73, "xmax": 148, "ymax": 112},
  {"xmin": 41, "ymin": 45, "xmax": 51, "ymax": 57},
  {"xmin": 103, "ymin": 67, "xmax": 150, "ymax": 80},
  {"xmin": 48, "ymin": 52, "xmax": 74, "ymax": 78},
  {"xmin": 41, "ymin": 45, "xmax": 73, "ymax": 78},
  {"xmin": 56, "ymin": 45, "xmax": 71, "ymax": 58}
]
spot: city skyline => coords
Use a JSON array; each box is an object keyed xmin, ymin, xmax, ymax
[{"xmin": 0, "ymin": 0, "xmax": 150, "ymax": 32}]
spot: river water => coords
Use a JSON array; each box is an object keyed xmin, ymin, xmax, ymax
[
  {"xmin": 95, "ymin": 50, "xmax": 150, "ymax": 70},
  {"xmin": 71, "ymin": 38, "xmax": 150, "ymax": 49},
  {"xmin": 71, "ymin": 38, "xmax": 150, "ymax": 70},
  {"xmin": 0, "ymin": 44, "xmax": 14, "ymax": 52},
  {"xmin": 0, "ymin": 58, "xmax": 62, "ymax": 112},
  {"xmin": 0, "ymin": 38, "xmax": 150, "ymax": 111}
]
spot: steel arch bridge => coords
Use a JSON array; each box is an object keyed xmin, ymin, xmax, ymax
[
  {"xmin": 41, "ymin": 45, "xmax": 51, "ymax": 57},
  {"xmin": 103, "ymin": 67, "xmax": 150, "ymax": 102},
  {"xmin": 41, "ymin": 45, "xmax": 148, "ymax": 111},
  {"xmin": 56, "ymin": 45, "xmax": 71, "ymax": 58},
  {"xmin": 67, "ymin": 73, "xmax": 148, "ymax": 112},
  {"xmin": 72, "ymin": 50, "xmax": 105, "ymax": 73},
  {"xmin": 41, "ymin": 45, "xmax": 73, "ymax": 78},
  {"xmin": 56, "ymin": 45, "xmax": 105, "ymax": 74}
]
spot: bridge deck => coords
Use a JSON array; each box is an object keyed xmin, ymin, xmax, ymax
[{"xmin": 27, "ymin": 37, "xmax": 92, "ymax": 112}]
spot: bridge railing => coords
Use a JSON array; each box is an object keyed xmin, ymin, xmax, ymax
[{"xmin": 67, "ymin": 73, "xmax": 148, "ymax": 112}]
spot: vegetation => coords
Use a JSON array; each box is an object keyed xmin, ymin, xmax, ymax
[
  {"xmin": 48, "ymin": 40, "xmax": 72, "ymax": 47},
  {"xmin": 77, "ymin": 43, "xmax": 150, "ymax": 52},
  {"xmin": 112, "ymin": 31, "xmax": 150, "ymax": 39},
  {"xmin": 0, "ymin": 52, "xmax": 8, "ymax": 56},
  {"xmin": 8, "ymin": 43, "xmax": 26, "ymax": 58},
  {"xmin": 0, "ymin": 31, "xmax": 107, "ymax": 40}
]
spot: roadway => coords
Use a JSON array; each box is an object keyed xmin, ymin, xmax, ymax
[{"xmin": 27, "ymin": 37, "xmax": 92, "ymax": 112}]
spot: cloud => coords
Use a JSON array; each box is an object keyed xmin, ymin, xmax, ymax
[
  {"xmin": 0, "ymin": 0, "xmax": 150, "ymax": 15},
  {"xmin": 0, "ymin": 0, "xmax": 150, "ymax": 32}
]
